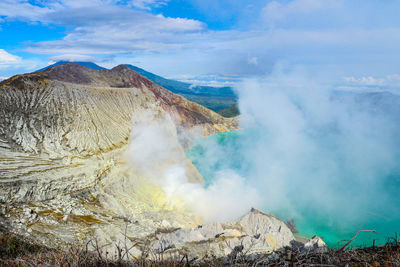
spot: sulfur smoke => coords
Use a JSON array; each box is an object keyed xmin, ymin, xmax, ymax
[
  {"xmin": 127, "ymin": 110, "xmax": 260, "ymax": 222},
  {"xmin": 186, "ymin": 68, "xmax": 400, "ymax": 244},
  {"xmin": 127, "ymin": 69, "xmax": 400, "ymax": 244}
]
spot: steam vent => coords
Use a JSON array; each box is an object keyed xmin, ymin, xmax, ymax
[{"xmin": 0, "ymin": 63, "xmax": 319, "ymax": 260}]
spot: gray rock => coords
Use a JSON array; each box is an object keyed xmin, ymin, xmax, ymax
[
  {"xmin": 150, "ymin": 208, "xmax": 296, "ymax": 259},
  {"xmin": 304, "ymin": 235, "xmax": 328, "ymax": 253}
]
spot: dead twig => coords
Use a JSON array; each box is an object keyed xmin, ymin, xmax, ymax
[{"xmin": 339, "ymin": 230, "xmax": 377, "ymax": 252}]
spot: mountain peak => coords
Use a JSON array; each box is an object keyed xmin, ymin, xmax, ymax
[
  {"xmin": 110, "ymin": 64, "xmax": 132, "ymax": 71},
  {"xmin": 38, "ymin": 62, "xmax": 100, "ymax": 84},
  {"xmin": 36, "ymin": 61, "xmax": 106, "ymax": 72}
]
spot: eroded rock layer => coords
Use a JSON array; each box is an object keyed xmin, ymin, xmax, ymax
[{"xmin": 0, "ymin": 63, "xmax": 236, "ymax": 203}]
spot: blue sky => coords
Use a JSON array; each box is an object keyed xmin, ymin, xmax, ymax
[{"xmin": 1, "ymin": 0, "xmax": 400, "ymax": 91}]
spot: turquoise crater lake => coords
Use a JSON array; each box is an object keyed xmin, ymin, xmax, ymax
[{"xmin": 186, "ymin": 130, "xmax": 400, "ymax": 248}]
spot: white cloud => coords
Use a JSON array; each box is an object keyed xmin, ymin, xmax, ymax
[
  {"xmin": 26, "ymin": 7, "xmax": 205, "ymax": 55},
  {"xmin": 0, "ymin": 0, "xmax": 179, "ymax": 26},
  {"xmin": 344, "ymin": 76, "xmax": 385, "ymax": 86},
  {"xmin": 0, "ymin": 49, "xmax": 21, "ymax": 68},
  {"xmin": 247, "ymin": 56, "xmax": 258, "ymax": 66},
  {"xmin": 335, "ymin": 85, "xmax": 382, "ymax": 93},
  {"xmin": 0, "ymin": 0, "xmax": 52, "ymax": 21},
  {"xmin": 57, "ymin": 0, "xmax": 110, "ymax": 9},
  {"xmin": 50, "ymin": 54, "xmax": 95, "ymax": 62},
  {"xmin": 387, "ymin": 74, "xmax": 400, "ymax": 82},
  {"xmin": 167, "ymin": 73, "xmax": 240, "ymax": 87},
  {"xmin": 340, "ymin": 74, "xmax": 400, "ymax": 93},
  {"xmin": 128, "ymin": 0, "xmax": 169, "ymax": 10},
  {"xmin": 187, "ymin": 80, "xmax": 234, "ymax": 87},
  {"xmin": 262, "ymin": 0, "xmax": 343, "ymax": 27},
  {"xmin": 0, "ymin": 76, "xmax": 9, "ymax": 81}
]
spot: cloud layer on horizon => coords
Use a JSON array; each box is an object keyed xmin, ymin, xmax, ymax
[{"xmin": 0, "ymin": 0, "xmax": 400, "ymax": 89}]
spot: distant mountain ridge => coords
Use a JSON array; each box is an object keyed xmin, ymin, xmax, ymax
[
  {"xmin": 36, "ymin": 61, "xmax": 239, "ymax": 116},
  {"xmin": 125, "ymin": 64, "xmax": 235, "ymax": 97}
]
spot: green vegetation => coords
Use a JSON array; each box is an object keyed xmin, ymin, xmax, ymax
[
  {"xmin": 182, "ymin": 94, "xmax": 237, "ymax": 113},
  {"xmin": 217, "ymin": 104, "xmax": 240, "ymax": 118},
  {"xmin": 126, "ymin": 65, "xmax": 239, "ymax": 116},
  {"xmin": 0, "ymin": 231, "xmax": 43, "ymax": 260}
]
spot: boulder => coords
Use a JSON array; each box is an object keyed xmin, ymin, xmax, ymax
[
  {"xmin": 149, "ymin": 208, "xmax": 296, "ymax": 260},
  {"xmin": 304, "ymin": 235, "xmax": 328, "ymax": 253}
]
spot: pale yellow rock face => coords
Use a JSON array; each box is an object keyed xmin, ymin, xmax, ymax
[
  {"xmin": 0, "ymin": 64, "xmax": 236, "ymax": 201},
  {"xmin": 0, "ymin": 63, "xmax": 237, "ymax": 252}
]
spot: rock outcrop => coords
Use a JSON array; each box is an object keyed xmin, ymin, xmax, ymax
[
  {"xmin": 149, "ymin": 208, "xmax": 295, "ymax": 260},
  {"xmin": 304, "ymin": 236, "xmax": 328, "ymax": 253}
]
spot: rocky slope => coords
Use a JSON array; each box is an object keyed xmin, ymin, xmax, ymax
[
  {"xmin": 0, "ymin": 63, "xmax": 236, "ymax": 201},
  {"xmin": 0, "ymin": 63, "xmax": 321, "ymax": 260}
]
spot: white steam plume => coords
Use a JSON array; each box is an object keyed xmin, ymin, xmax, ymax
[
  {"xmin": 235, "ymin": 71, "xmax": 400, "ymax": 223},
  {"xmin": 127, "ymin": 109, "xmax": 260, "ymax": 222}
]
